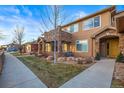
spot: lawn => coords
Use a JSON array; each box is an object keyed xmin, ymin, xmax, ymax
[
  {"xmin": 10, "ymin": 52, "xmax": 22, "ymax": 56},
  {"xmin": 17, "ymin": 56, "xmax": 93, "ymax": 88}
]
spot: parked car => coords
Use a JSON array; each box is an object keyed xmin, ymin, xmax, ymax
[{"xmin": 7, "ymin": 47, "xmax": 18, "ymax": 52}]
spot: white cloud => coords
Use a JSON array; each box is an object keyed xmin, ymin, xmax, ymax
[
  {"xmin": 0, "ymin": 16, "xmax": 5, "ymax": 21},
  {"xmin": 0, "ymin": 6, "xmax": 41, "ymax": 45},
  {"xmin": 21, "ymin": 6, "xmax": 33, "ymax": 17},
  {"xmin": 74, "ymin": 11, "xmax": 88, "ymax": 19},
  {"xmin": 67, "ymin": 11, "xmax": 88, "ymax": 23},
  {"xmin": 0, "ymin": 15, "xmax": 41, "ymax": 45},
  {"xmin": 0, "ymin": 6, "xmax": 20, "ymax": 15}
]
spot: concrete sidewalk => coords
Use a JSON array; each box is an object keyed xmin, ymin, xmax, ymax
[
  {"xmin": 60, "ymin": 59, "xmax": 115, "ymax": 88},
  {"xmin": 0, "ymin": 53, "xmax": 47, "ymax": 88}
]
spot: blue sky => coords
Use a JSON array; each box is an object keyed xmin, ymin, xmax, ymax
[{"xmin": 0, "ymin": 5, "xmax": 124, "ymax": 45}]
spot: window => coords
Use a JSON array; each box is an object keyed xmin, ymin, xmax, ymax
[
  {"xmin": 83, "ymin": 19, "xmax": 94, "ymax": 30},
  {"xmin": 74, "ymin": 24, "xmax": 78, "ymax": 32},
  {"xmin": 94, "ymin": 16, "xmax": 100, "ymax": 27},
  {"xmin": 67, "ymin": 24, "xmax": 78, "ymax": 33},
  {"xmin": 83, "ymin": 16, "xmax": 100, "ymax": 30},
  {"xmin": 62, "ymin": 43, "xmax": 67, "ymax": 52},
  {"xmin": 70, "ymin": 25, "xmax": 74, "ymax": 33},
  {"xmin": 45, "ymin": 43, "xmax": 51, "ymax": 52},
  {"xmin": 76, "ymin": 40, "xmax": 88, "ymax": 52}
]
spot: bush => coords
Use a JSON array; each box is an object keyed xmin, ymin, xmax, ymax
[
  {"xmin": 86, "ymin": 57, "xmax": 94, "ymax": 63},
  {"xmin": 77, "ymin": 58, "xmax": 84, "ymax": 64},
  {"xmin": 95, "ymin": 52, "xmax": 100, "ymax": 60},
  {"xmin": 116, "ymin": 52, "xmax": 124, "ymax": 62},
  {"xmin": 64, "ymin": 51, "xmax": 73, "ymax": 57}
]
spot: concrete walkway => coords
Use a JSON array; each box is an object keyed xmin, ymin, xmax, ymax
[
  {"xmin": 0, "ymin": 53, "xmax": 47, "ymax": 88},
  {"xmin": 60, "ymin": 59, "xmax": 115, "ymax": 88}
]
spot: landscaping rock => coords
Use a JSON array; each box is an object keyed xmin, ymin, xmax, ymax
[
  {"xmin": 75, "ymin": 57, "xmax": 89, "ymax": 64},
  {"xmin": 37, "ymin": 54, "xmax": 43, "ymax": 57},
  {"xmin": 114, "ymin": 63, "xmax": 124, "ymax": 80},
  {"xmin": 76, "ymin": 57, "xmax": 94, "ymax": 64},
  {"xmin": 46, "ymin": 56, "xmax": 54, "ymax": 61},
  {"xmin": 57, "ymin": 57, "xmax": 66, "ymax": 62},
  {"xmin": 75, "ymin": 57, "xmax": 82, "ymax": 61},
  {"xmin": 85, "ymin": 57, "xmax": 94, "ymax": 63},
  {"xmin": 66, "ymin": 57, "xmax": 75, "ymax": 62}
]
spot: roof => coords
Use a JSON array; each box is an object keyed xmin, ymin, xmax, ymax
[
  {"xmin": 114, "ymin": 10, "xmax": 124, "ymax": 18},
  {"xmin": 23, "ymin": 40, "xmax": 37, "ymax": 45},
  {"xmin": 92, "ymin": 25, "xmax": 117, "ymax": 38},
  {"xmin": 62, "ymin": 5, "xmax": 116, "ymax": 27},
  {"xmin": 116, "ymin": 10, "xmax": 124, "ymax": 15}
]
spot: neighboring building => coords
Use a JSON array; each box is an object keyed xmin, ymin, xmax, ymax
[
  {"xmin": 23, "ymin": 41, "xmax": 38, "ymax": 54},
  {"xmin": 0, "ymin": 45, "xmax": 7, "ymax": 51},
  {"xmin": 6, "ymin": 43, "xmax": 19, "ymax": 52},
  {"xmin": 38, "ymin": 6, "xmax": 124, "ymax": 58}
]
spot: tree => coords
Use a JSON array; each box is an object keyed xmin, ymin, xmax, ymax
[
  {"xmin": 39, "ymin": 5, "xmax": 70, "ymax": 64},
  {"xmin": 13, "ymin": 25, "xmax": 25, "ymax": 53}
]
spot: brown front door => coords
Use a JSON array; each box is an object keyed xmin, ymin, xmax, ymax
[{"xmin": 100, "ymin": 42, "xmax": 107, "ymax": 57}]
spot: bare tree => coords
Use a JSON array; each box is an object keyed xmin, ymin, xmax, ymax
[
  {"xmin": 39, "ymin": 5, "xmax": 70, "ymax": 64},
  {"xmin": 13, "ymin": 25, "xmax": 25, "ymax": 53}
]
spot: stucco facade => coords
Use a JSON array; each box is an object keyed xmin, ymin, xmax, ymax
[{"xmin": 37, "ymin": 6, "xmax": 124, "ymax": 58}]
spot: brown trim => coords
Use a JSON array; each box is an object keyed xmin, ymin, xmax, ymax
[{"xmin": 91, "ymin": 26, "xmax": 116, "ymax": 38}]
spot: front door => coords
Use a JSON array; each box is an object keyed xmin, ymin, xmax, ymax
[
  {"xmin": 108, "ymin": 38, "xmax": 119, "ymax": 58},
  {"xmin": 100, "ymin": 42, "xmax": 107, "ymax": 57}
]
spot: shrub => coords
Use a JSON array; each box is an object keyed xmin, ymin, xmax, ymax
[
  {"xmin": 77, "ymin": 58, "xmax": 84, "ymax": 64},
  {"xmin": 86, "ymin": 57, "xmax": 94, "ymax": 63},
  {"xmin": 116, "ymin": 52, "xmax": 124, "ymax": 62},
  {"xmin": 64, "ymin": 51, "xmax": 73, "ymax": 57},
  {"xmin": 95, "ymin": 52, "xmax": 100, "ymax": 60}
]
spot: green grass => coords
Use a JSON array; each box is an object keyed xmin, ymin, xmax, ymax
[
  {"xmin": 111, "ymin": 79, "xmax": 124, "ymax": 88},
  {"xmin": 17, "ymin": 56, "xmax": 92, "ymax": 88},
  {"xmin": 10, "ymin": 52, "xmax": 22, "ymax": 56}
]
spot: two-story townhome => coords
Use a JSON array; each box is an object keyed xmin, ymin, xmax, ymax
[{"xmin": 37, "ymin": 6, "xmax": 124, "ymax": 58}]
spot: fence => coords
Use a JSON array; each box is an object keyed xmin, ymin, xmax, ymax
[{"xmin": 0, "ymin": 52, "xmax": 4, "ymax": 74}]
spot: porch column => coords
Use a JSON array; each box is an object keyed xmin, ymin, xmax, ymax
[
  {"xmin": 95, "ymin": 38, "xmax": 100, "ymax": 54},
  {"xmin": 42, "ymin": 41, "xmax": 45, "ymax": 53},
  {"xmin": 38, "ymin": 42, "xmax": 41, "ymax": 54},
  {"xmin": 67, "ymin": 43, "xmax": 70, "ymax": 52},
  {"xmin": 92, "ymin": 38, "xmax": 95, "ymax": 57},
  {"xmin": 57, "ymin": 40, "xmax": 62, "ymax": 56}
]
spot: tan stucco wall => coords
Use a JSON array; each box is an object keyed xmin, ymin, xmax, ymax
[
  {"xmin": 62, "ymin": 11, "xmax": 112, "ymax": 57},
  {"xmin": 26, "ymin": 44, "xmax": 31, "ymax": 53}
]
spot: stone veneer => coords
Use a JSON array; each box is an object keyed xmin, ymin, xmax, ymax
[{"xmin": 119, "ymin": 33, "xmax": 124, "ymax": 54}]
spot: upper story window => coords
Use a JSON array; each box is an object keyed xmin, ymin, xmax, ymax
[
  {"xmin": 83, "ymin": 16, "xmax": 100, "ymax": 30},
  {"xmin": 67, "ymin": 24, "xmax": 78, "ymax": 33},
  {"xmin": 94, "ymin": 16, "xmax": 100, "ymax": 27}
]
